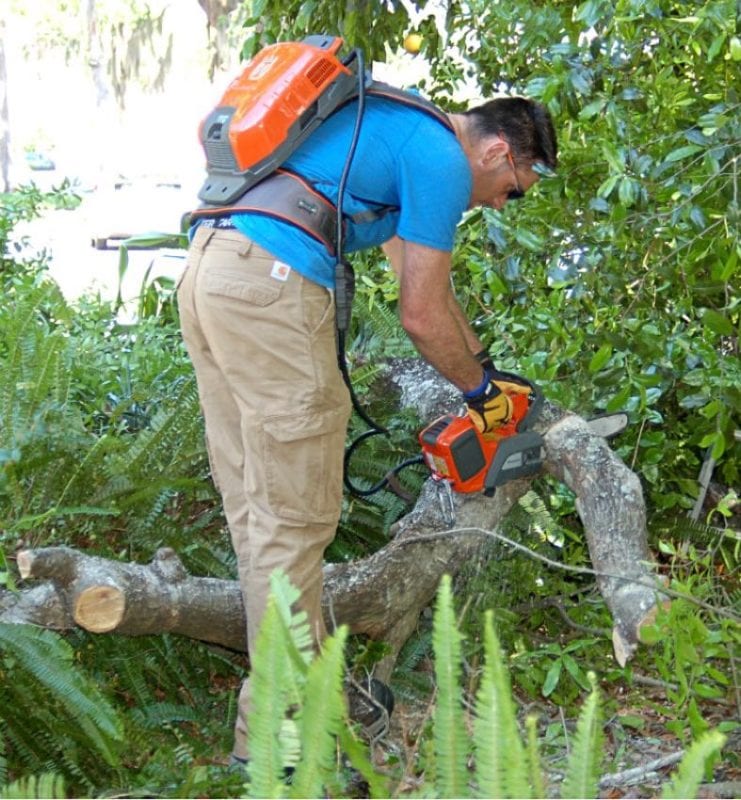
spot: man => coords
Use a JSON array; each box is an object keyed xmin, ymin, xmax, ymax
[{"xmin": 177, "ymin": 80, "xmax": 557, "ymax": 764}]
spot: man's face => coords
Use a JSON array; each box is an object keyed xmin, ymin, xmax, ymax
[{"xmin": 468, "ymin": 137, "xmax": 540, "ymax": 210}]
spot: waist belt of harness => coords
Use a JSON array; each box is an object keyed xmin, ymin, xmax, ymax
[
  {"xmin": 191, "ymin": 168, "xmax": 397, "ymax": 256},
  {"xmin": 191, "ymin": 169, "xmax": 340, "ymax": 254}
]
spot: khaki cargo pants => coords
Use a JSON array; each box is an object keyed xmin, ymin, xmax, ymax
[{"xmin": 177, "ymin": 226, "xmax": 351, "ymax": 759}]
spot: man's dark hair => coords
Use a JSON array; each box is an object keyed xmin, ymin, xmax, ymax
[{"xmin": 465, "ymin": 97, "xmax": 558, "ymax": 169}]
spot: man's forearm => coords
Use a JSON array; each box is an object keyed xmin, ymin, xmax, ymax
[
  {"xmin": 398, "ymin": 249, "xmax": 485, "ymax": 392},
  {"xmin": 446, "ymin": 285, "xmax": 486, "ymax": 356},
  {"xmin": 404, "ymin": 307, "xmax": 485, "ymax": 392}
]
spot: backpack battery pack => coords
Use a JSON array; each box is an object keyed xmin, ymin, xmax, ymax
[{"xmin": 198, "ymin": 35, "xmax": 360, "ymax": 205}]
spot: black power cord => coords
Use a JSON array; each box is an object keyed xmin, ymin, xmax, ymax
[{"xmin": 334, "ymin": 47, "xmax": 423, "ymax": 499}]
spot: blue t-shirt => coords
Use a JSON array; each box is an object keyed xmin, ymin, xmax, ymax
[{"xmin": 230, "ymin": 93, "xmax": 472, "ymax": 288}]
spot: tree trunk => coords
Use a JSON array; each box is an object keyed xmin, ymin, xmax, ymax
[{"xmin": 1, "ymin": 362, "xmax": 666, "ymax": 673}]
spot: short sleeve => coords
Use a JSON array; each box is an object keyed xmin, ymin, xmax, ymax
[{"xmin": 394, "ymin": 123, "xmax": 471, "ymax": 251}]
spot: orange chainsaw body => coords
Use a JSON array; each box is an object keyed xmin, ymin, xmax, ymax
[{"xmin": 419, "ymin": 391, "xmax": 538, "ymax": 494}]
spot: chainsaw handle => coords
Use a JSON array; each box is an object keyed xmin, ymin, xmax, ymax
[{"xmin": 485, "ymin": 370, "xmax": 543, "ymax": 432}]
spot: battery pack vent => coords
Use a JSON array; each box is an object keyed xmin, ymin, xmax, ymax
[{"xmin": 307, "ymin": 58, "xmax": 334, "ymax": 88}]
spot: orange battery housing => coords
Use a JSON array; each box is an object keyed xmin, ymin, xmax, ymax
[
  {"xmin": 211, "ymin": 38, "xmax": 351, "ymax": 171},
  {"xmin": 197, "ymin": 36, "xmax": 358, "ymax": 205},
  {"xmin": 419, "ymin": 392, "xmax": 532, "ymax": 494}
]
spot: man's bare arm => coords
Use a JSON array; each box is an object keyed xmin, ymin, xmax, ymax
[
  {"xmin": 382, "ymin": 237, "xmax": 485, "ymax": 392},
  {"xmin": 382, "ymin": 237, "xmax": 487, "ymax": 386}
]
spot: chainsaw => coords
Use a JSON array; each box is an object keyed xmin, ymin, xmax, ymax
[
  {"xmin": 345, "ymin": 376, "xmax": 628, "ymax": 499},
  {"xmin": 419, "ymin": 381, "xmax": 628, "ymax": 496}
]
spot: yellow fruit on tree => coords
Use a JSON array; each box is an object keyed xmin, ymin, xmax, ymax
[{"xmin": 403, "ymin": 33, "xmax": 423, "ymax": 54}]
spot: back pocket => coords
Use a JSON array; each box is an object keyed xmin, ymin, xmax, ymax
[{"xmin": 204, "ymin": 273, "xmax": 282, "ymax": 307}]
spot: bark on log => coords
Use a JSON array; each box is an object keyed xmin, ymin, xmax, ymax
[{"xmin": 1, "ymin": 361, "xmax": 666, "ymax": 674}]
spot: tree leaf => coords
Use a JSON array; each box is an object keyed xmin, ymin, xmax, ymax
[
  {"xmin": 589, "ymin": 343, "xmax": 612, "ymax": 373},
  {"xmin": 664, "ymin": 144, "xmax": 703, "ymax": 163},
  {"xmin": 701, "ymin": 310, "xmax": 733, "ymax": 335},
  {"xmin": 542, "ymin": 659, "xmax": 562, "ymax": 697}
]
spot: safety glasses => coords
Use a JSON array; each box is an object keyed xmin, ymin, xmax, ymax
[{"xmin": 506, "ymin": 150, "xmax": 525, "ymax": 201}]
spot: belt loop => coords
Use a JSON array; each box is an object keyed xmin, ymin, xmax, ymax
[
  {"xmin": 192, "ymin": 225, "xmax": 216, "ymax": 250},
  {"xmin": 237, "ymin": 238, "xmax": 254, "ymax": 258}
]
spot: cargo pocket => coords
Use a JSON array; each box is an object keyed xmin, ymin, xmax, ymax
[{"xmin": 262, "ymin": 408, "xmax": 347, "ymax": 522}]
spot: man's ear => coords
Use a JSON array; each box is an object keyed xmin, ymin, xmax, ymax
[{"xmin": 480, "ymin": 136, "xmax": 508, "ymax": 169}]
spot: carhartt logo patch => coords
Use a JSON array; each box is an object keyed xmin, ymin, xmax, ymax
[{"xmin": 270, "ymin": 261, "xmax": 291, "ymax": 281}]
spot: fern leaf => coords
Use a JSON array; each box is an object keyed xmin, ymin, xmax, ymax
[
  {"xmin": 247, "ymin": 598, "xmax": 294, "ymax": 799},
  {"xmin": 269, "ymin": 570, "xmax": 314, "ymax": 668},
  {"xmin": 129, "ymin": 702, "xmax": 200, "ymax": 729},
  {"xmin": 560, "ymin": 678, "xmax": 603, "ymax": 799},
  {"xmin": 290, "ymin": 626, "xmax": 348, "ymax": 798},
  {"xmin": 525, "ymin": 715, "xmax": 545, "ymax": 800},
  {"xmin": 0, "ymin": 772, "xmax": 65, "ymax": 799},
  {"xmin": 337, "ymin": 724, "xmax": 391, "ymax": 799},
  {"xmin": 660, "ymin": 731, "xmax": 726, "ymax": 800},
  {"xmin": 0, "ymin": 623, "xmax": 122, "ymax": 765},
  {"xmin": 473, "ymin": 610, "xmax": 531, "ymax": 799},
  {"xmin": 432, "ymin": 575, "xmax": 471, "ymax": 798}
]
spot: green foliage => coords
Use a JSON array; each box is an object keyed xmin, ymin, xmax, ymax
[
  {"xmin": 235, "ymin": 0, "xmax": 405, "ymax": 64},
  {"xmin": 115, "ymin": 231, "xmax": 188, "ymax": 324},
  {"xmin": 0, "ymin": 184, "xmax": 79, "ymax": 277},
  {"xmin": 431, "ymin": 575, "xmax": 470, "ymax": 797},
  {"xmin": 247, "ymin": 573, "xmax": 315, "ymax": 796},
  {"xmin": 559, "ymin": 676, "xmax": 603, "ymax": 800},
  {"xmin": 292, "ymin": 630, "xmax": 350, "ymax": 797},
  {"xmin": 0, "ymin": 623, "xmax": 123, "ymax": 785},
  {"xmin": 661, "ymin": 730, "xmax": 726, "ymax": 800},
  {"xmin": 473, "ymin": 610, "xmax": 530, "ymax": 798},
  {"xmin": 426, "ymin": 575, "xmax": 726, "ymax": 799},
  {"xmin": 244, "ymin": 570, "xmax": 387, "ymax": 799},
  {"xmin": 0, "ymin": 232, "xmax": 216, "ymax": 561},
  {"xmin": 0, "ymin": 772, "xmax": 65, "ymax": 799}
]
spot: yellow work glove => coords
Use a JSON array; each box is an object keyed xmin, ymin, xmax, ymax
[{"xmin": 465, "ymin": 369, "xmax": 533, "ymax": 436}]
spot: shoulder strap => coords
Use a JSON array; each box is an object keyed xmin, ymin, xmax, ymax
[{"xmin": 365, "ymin": 81, "xmax": 453, "ymax": 132}]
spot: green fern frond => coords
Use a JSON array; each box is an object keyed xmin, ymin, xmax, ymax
[
  {"xmin": 247, "ymin": 597, "xmax": 298, "ymax": 799},
  {"xmin": 268, "ymin": 570, "xmax": 314, "ymax": 715},
  {"xmin": 0, "ymin": 772, "xmax": 65, "ymax": 799},
  {"xmin": 269, "ymin": 570, "xmax": 314, "ymax": 668},
  {"xmin": 129, "ymin": 702, "xmax": 200, "ymax": 729},
  {"xmin": 432, "ymin": 575, "xmax": 471, "ymax": 799},
  {"xmin": 290, "ymin": 627, "xmax": 349, "ymax": 798},
  {"xmin": 473, "ymin": 609, "xmax": 531, "ymax": 799},
  {"xmin": 525, "ymin": 715, "xmax": 545, "ymax": 800},
  {"xmin": 103, "ymin": 376, "xmax": 201, "ymax": 483},
  {"xmin": 660, "ymin": 731, "xmax": 726, "ymax": 800},
  {"xmin": 0, "ymin": 624, "xmax": 123, "ymax": 766},
  {"xmin": 560, "ymin": 677, "xmax": 603, "ymax": 799}
]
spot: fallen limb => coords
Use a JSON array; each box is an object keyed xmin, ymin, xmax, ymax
[
  {"xmin": 2, "ymin": 361, "xmax": 668, "ymax": 675},
  {"xmin": 598, "ymin": 750, "xmax": 684, "ymax": 788}
]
